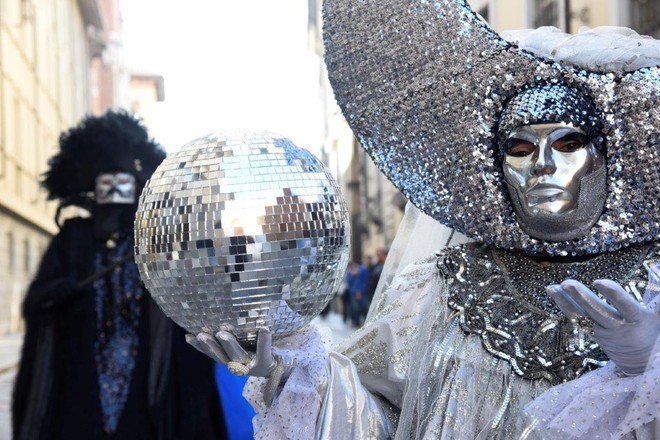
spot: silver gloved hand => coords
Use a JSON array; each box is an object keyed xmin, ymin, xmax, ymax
[
  {"xmin": 547, "ymin": 279, "xmax": 660, "ymax": 375},
  {"xmin": 186, "ymin": 328, "xmax": 286, "ymax": 405}
]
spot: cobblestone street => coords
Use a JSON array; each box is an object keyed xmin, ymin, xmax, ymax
[
  {"xmin": 0, "ymin": 334, "xmax": 22, "ymax": 440},
  {"xmin": 0, "ymin": 370, "xmax": 16, "ymax": 440}
]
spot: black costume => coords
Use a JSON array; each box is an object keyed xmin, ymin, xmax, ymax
[{"xmin": 12, "ymin": 111, "xmax": 227, "ymax": 440}]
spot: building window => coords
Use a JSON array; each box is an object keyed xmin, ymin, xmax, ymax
[
  {"xmin": 534, "ymin": 0, "xmax": 560, "ymax": 28},
  {"xmin": 7, "ymin": 232, "xmax": 14, "ymax": 272},
  {"xmin": 631, "ymin": 0, "xmax": 660, "ymax": 37},
  {"xmin": 308, "ymin": 0, "xmax": 318, "ymax": 25},
  {"xmin": 477, "ymin": 6, "xmax": 489, "ymax": 24},
  {"xmin": 24, "ymin": 238, "xmax": 30, "ymax": 273}
]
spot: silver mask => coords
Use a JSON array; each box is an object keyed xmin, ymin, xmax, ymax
[
  {"xmin": 503, "ymin": 123, "xmax": 606, "ymax": 242},
  {"xmin": 95, "ymin": 172, "xmax": 136, "ymax": 205}
]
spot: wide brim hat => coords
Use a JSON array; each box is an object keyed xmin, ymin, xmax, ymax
[{"xmin": 323, "ymin": 0, "xmax": 660, "ymax": 256}]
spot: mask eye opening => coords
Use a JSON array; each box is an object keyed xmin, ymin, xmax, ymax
[
  {"xmin": 551, "ymin": 132, "xmax": 590, "ymax": 153},
  {"xmin": 505, "ymin": 138, "xmax": 535, "ymax": 157}
]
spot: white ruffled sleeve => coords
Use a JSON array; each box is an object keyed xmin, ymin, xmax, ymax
[
  {"xmin": 243, "ymin": 255, "xmax": 442, "ymax": 439},
  {"xmin": 242, "ymin": 326, "xmax": 332, "ymax": 440}
]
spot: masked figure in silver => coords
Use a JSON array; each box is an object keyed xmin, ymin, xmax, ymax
[
  {"xmin": 188, "ymin": 3, "xmax": 660, "ymax": 440},
  {"xmin": 499, "ymin": 85, "xmax": 608, "ymax": 242}
]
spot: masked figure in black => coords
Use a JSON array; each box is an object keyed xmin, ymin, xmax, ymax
[{"xmin": 12, "ymin": 110, "xmax": 227, "ymax": 440}]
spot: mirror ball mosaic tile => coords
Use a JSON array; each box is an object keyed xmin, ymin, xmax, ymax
[{"xmin": 135, "ymin": 131, "xmax": 351, "ymax": 345}]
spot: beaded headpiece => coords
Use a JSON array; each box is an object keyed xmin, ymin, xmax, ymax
[
  {"xmin": 496, "ymin": 83, "xmax": 604, "ymax": 156},
  {"xmin": 323, "ymin": 0, "xmax": 660, "ymax": 256}
]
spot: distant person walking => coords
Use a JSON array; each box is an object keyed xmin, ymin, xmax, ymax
[
  {"xmin": 345, "ymin": 261, "xmax": 370, "ymax": 327},
  {"xmin": 367, "ymin": 248, "xmax": 388, "ymax": 305}
]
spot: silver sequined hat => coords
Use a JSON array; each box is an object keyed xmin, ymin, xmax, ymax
[{"xmin": 323, "ymin": 0, "xmax": 660, "ymax": 256}]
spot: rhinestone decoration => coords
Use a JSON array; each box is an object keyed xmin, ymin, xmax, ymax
[
  {"xmin": 134, "ymin": 131, "xmax": 351, "ymax": 345},
  {"xmin": 436, "ymin": 241, "xmax": 658, "ymax": 384},
  {"xmin": 323, "ymin": 0, "xmax": 660, "ymax": 256}
]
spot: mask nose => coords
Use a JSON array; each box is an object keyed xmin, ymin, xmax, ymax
[{"xmin": 532, "ymin": 140, "xmax": 556, "ymax": 177}]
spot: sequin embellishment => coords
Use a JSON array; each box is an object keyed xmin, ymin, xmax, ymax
[{"xmin": 438, "ymin": 242, "xmax": 658, "ymax": 384}]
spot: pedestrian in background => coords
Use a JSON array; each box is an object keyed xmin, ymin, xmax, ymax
[
  {"xmin": 367, "ymin": 248, "xmax": 387, "ymax": 306},
  {"xmin": 12, "ymin": 111, "xmax": 227, "ymax": 440},
  {"xmin": 345, "ymin": 260, "xmax": 369, "ymax": 327}
]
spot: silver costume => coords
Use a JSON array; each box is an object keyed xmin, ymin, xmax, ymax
[
  {"xmin": 306, "ymin": 243, "xmax": 658, "ymax": 439},
  {"xmin": 236, "ymin": 1, "xmax": 660, "ymax": 438}
]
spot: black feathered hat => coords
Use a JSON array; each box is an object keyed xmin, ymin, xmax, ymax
[{"xmin": 42, "ymin": 109, "xmax": 166, "ymax": 211}]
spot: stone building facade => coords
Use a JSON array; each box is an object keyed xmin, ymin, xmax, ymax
[
  {"xmin": 0, "ymin": 0, "xmax": 126, "ymax": 335},
  {"xmin": 470, "ymin": 0, "xmax": 659, "ymax": 35}
]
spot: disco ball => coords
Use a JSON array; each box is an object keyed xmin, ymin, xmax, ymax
[{"xmin": 134, "ymin": 131, "xmax": 350, "ymax": 345}]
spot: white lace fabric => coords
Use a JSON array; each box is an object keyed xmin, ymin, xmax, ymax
[
  {"xmin": 243, "ymin": 325, "xmax": 332, "ymax": 440},
  {"xmin": 367, "ymin": 203, "xmax": 471, "ymax": 321}
]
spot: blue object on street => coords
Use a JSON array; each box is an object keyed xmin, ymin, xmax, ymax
[{"xmin": 215, "ymin": 362, "xmax": 255, "ymax": 439}]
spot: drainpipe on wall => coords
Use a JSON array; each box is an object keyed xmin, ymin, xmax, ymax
[
  {"xmin": 563, "ymin": 0, "xmax": 571, "ymax": 33},
  {"xmin": 0, "ymin": 6, "xmax": 5, "ymax": 180}
]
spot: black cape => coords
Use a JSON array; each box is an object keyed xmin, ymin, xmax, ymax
[{"xmin": 12, "ymin": 218, "xmax": 228, "ymax": 440}]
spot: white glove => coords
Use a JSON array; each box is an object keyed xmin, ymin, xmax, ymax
[
  {"xmin": 547, "ymin": 279, "xmax": 660, "ymax": 375},
  {"xmin": 186, "ymin": 328, "xmax": 288, "ymax": 405}
]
